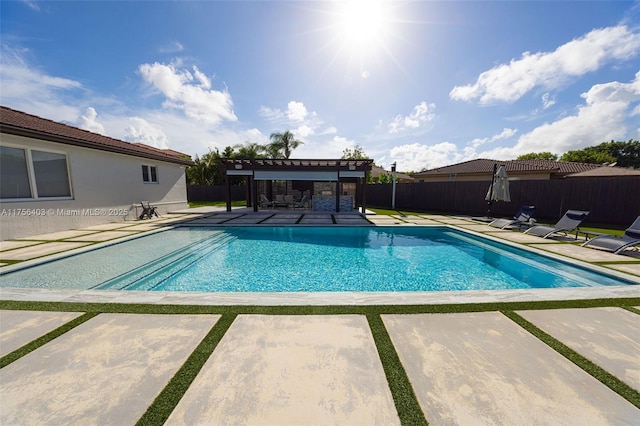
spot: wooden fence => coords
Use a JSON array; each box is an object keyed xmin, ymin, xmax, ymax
[
  {"xmin": 366, "ymin": 176, "xmax": 640, "ymax": 227},
  {"xmin": 187, "ymin": 176, "xmax": 640, "ymax": 226},
  {"xmin": 187, "ymin": 185, "xmax": 246, "ymax": 202}
]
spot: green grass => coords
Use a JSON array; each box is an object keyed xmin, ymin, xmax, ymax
[{"xmin": 368, "ymin": 314, "xmax": 427, "ymax": 425}]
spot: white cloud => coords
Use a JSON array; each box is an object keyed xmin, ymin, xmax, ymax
[
  {"xmin": 258, "ymin": 106, "xmax": 285, "ymax": 121},
  {"xmin": 390, "ymin": 142, "xmax": 462, "ymax": 172},
  {"xmin": 20, "ymin": 0, "xmax": 40, "ymax": 11},
  {"xmin": 158, "ymin": 41, "xmax": 184, "ymax": 54},
  {"xmin": 76, "ymin": 107, "xmax": 106, "ymax": 135},
  {"xmin": 541, "ymin": 93, "xmax": 556, "ymax": 109},
  {"xmin": 123, "ymin": 117, "xmax": 169, "ymax": 149},
  {"xmin": 286, "ymin": 101, "xmax": 308, "ymax": 122},
  {"xmin": 295, "ymin": 124, "xmax": 314, "ymax": 138},
  {"xmin": 450, "ymin": 25, "xmax": 640, "ymax": 104},
  {"xmin": 480, "ymin": 72, "xmax": 640, "ymax": 159},
  {"xmin": 469, "ymin": 127, "xmax": 517, "ymax": 149},
  {"xmin": 259, "ymin": 100, "xmax": 325, "ymax": 142},
  {"xmin": 296, "ymin": 135, "xmax": 356, "ymax": 159},
  {"xmin": 138, "ymin": 62, "xmax": 236, "ymax": 125},
  {"xmin": 388, "ymin": 101, "xmax": 436, "ymax": 134}
]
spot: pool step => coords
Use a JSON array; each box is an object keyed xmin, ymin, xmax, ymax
[{"xmin": 94, "ymin": 230, "xmax": 241, "ymax": 291}]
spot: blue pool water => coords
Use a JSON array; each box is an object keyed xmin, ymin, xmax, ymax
[{"xmin": 0, "ymin": 226, "xmax": 635, "ymax": 292}]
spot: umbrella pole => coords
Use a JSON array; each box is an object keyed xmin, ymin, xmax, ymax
[{"xmin": 486, "ymin": 163, "xmax": 497, "ymax": 217}]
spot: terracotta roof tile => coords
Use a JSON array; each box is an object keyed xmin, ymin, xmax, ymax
[
  {"xmin": 1, "ymin": 106, "xmax": 193, "ymax": 166},
  {"xmin": 413, "ymin": 158, "xmax": 602, "ymax": 177}
]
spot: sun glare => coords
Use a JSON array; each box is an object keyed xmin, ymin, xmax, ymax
[{"xmin": 336, "ymin": 0, "xmax": 388, "ymax": 49}]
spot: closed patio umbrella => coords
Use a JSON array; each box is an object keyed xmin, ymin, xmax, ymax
[{"xmin": 485, "ymin": 164, "xmax": 510, "ymax": 216}]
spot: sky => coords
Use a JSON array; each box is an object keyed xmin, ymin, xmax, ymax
[{"xmin": 1, "ymin": 1, "xmax": 639, "ymax": 172}]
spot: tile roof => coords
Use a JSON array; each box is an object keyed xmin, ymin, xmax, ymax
[
  {"xmin": 0, "ymin": 106, "xmax": 193, "ymax": 166},
  {"xmin": 565, "ymin": 166, "xmax": 640, "ymax": 177},
  {"xmin": 412, "ymin": 158, "xmax": 602, "ymax": 177}
]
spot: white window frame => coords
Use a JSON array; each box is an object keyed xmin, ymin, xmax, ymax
[
  {"xmin": 142, "ymin": 164, "xmax": 159, "ymax": 184},
  {"xmin": 0, "ymin": 143, "xmax": 73, "ymax": 202}
]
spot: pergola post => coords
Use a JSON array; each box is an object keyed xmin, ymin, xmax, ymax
[
  {"xmin": 361, "ymin": 177, "xmax": 367, "ymax": 214},
  {"xmin": 224, "ymin": 172, "xmax": 231, "ymax": 212},
  {"xmin": 252, "ymin": 177, "xmax": 259, "ymax": 212}
]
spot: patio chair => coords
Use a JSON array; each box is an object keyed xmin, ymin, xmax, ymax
[
  {"xmin": 293, "ymin": 195, "xmax": 308, "ymax": 209},
  {"xmin": 139, "ymin": 201, "xmax": 159, "ymax": 220},
  {"xmin": 581, "ymin": 216, "xmax": 640, "ymax": 254},
  {"xmin": 260, "ymin": 194, "xmax": 273, "ymax": 208},
  {"xmin": 523, "ymin": 209, "xmax": 589, "ymax": 239},
  {"xmin": 489, "ymin": 205, "xmax": 536, "ymax": 229}
]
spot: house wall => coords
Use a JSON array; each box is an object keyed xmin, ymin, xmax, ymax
[{"xmin": 0, "ymin": 133, "xmax": 188, "ymax": 240}]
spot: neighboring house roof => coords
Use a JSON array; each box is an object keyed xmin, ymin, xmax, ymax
[
  {"xmin": 412, "ymin": 158, "xmax": 602, "ymax": 179},
  {"xmin": 370, "ymin": 165, "xmax": 414, "ymax": 182},
  {"xmin": 565, "ymin": 166, "xmax": 640, "ymax": 177},
  {"xmin": 0, "ymin": 106, "xmax": 193, "ymax": 166}
]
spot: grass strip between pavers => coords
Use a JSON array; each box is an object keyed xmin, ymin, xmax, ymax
[
  {"xmin": 367, "ymin": 314, "xmax": 427, "ymax": 426},
  {"xmin": 502, "ymin": 310, "xmax": 640, "ymax": 409},
  {"xmin": 136, "ymin": 313, "xmax": 237, "ymax": 426},
  {"xmin": 0, "ymin": 311, "xmax": 99, "ymax": 368},
  {"xmin": 1, "ymin": 297, "xmax": 639, "ymax": 316}
]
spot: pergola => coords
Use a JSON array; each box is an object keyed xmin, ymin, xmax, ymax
[{"xmin": 221, "ymin": 158, "xmax": 374, "ymax": 213}]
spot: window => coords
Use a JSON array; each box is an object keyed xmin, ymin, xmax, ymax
[
  {"xmin": 142, "ymin": 165, "xmax": 158, "ymax": 183},
  {"xmin": 0, "ymin": 146, "xmax": 32, "ymax": 199},
  {"xmin": 0, "ymin": 145, "xmax": 71, "ymax": 200},
  {"xmin": 32, "ymin": 150, "xmax": 71, "ymax": 197}
]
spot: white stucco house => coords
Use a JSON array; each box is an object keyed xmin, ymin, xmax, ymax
[{"xmin": 0, "ymin": 106, "xmax": 194, "ymax": 240}]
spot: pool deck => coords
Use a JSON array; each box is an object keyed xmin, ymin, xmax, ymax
[{"xmin": 1, "ymin": 207, "xmax": 639, "ymax": 423}]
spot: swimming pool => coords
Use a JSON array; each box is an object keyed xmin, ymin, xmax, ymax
[{"xmin": 1, "ymin": 226, "xmax": 636, "ymax": 292}]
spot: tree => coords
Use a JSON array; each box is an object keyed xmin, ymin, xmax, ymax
[
  {"xmin": 268, "ymin": 130, "xmax": 304, "ymax": 159},
  {"xmin": 341, "ymin": 144, "xmax": 370, "ymax": 160},
  {"xmin": 560, "ymin": 147, "xmax": 616, "ymax": 164},
  {"xmin": 594, "ymin": 139, "xmax": 640, "ymax": 169},
  {"xmin": 517, "ymin": 152, "xmax": 558, "ymax": 161},
  {"xmin": 186, "ymin": 149, "xmax": 223, "ymax": 185},
  {"xmin": 559, "ymin": 140, "xmax": 639, "ymax": 167},
  {"xmin": 233, "ymin": 142, "xmax": 266, "ymax": 158}
]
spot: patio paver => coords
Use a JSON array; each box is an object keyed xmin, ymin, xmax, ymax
[
  {"xmin": 0, "ymin": 240, "xmax": 42, "ymax": 252},
  {"xmin": 0, "ymin": 313, "xmax": 220, "ymax": 425},
  {"xmin": 383, "ymin": 312, "xmax": 639, "ymax": 425},
  {"xmin": 0, "ymin": 242, "xmax": 92, "ymax": 261},
  {"xmin": 454, "ymin": 223, "xmax": 512, "ymax": 232},
  {"xmin": 0, "ymin": 310, "xmax": 84, "ymax": 357},
  {"xmin": 64, "ymin": 230, "xmax": 139, "ymax": 242},
  {"xmin": 298, "ymin": 217, "xmax": 334, "ymax": 224},
  {"xmin": 486, "ymin": 231, "xmax": 561, "ymax": 244},
  {"xmin": 166, "ymin": 315, "xmax": 399, "ymax": 425},
  {"xmin": 604, "ymin": 263, "xmax": 640, "ymax": 276},
  {"xmin": 517, "ymin": 307, "xmax": 640, "ymax": 392},
  {"xmin": 78, "ymin": 222, "xmax": 137, "ymax": 231},
  {"xmin": 14, "ymin": 230, "xmax": 98, "ymax": 241},
  {"xmin": 529, "ymin": 243, "xmax": 638, "ymax": 262}
]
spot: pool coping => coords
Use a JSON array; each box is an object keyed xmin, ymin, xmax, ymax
[{"xmin": 1, "ymin": 210, "xmax": 639, "ymax": 306}]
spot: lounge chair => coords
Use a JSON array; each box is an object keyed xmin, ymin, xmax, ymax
[
  {"xmin": 260, "ymin": 194, "xmax": 273, "ymax": 208},
  {"xmin": 139, "ymin": 201, "xmax": 159, "ymax": 220},
  {"xmin": 524, "ymin": 209, "xmax": 589, "ymax": 239},
  {"xmin": 489, "ymin": 205, "xmax": 536, "ymax": 229},
  {"xmin": 581, "ymin": 216, "xmax": 640, "ymax": 254}
]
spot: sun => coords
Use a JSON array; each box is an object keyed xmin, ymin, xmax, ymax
[{"xmin": 336, "ymin": 0, "xmax": 389, "ymax": 50}]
